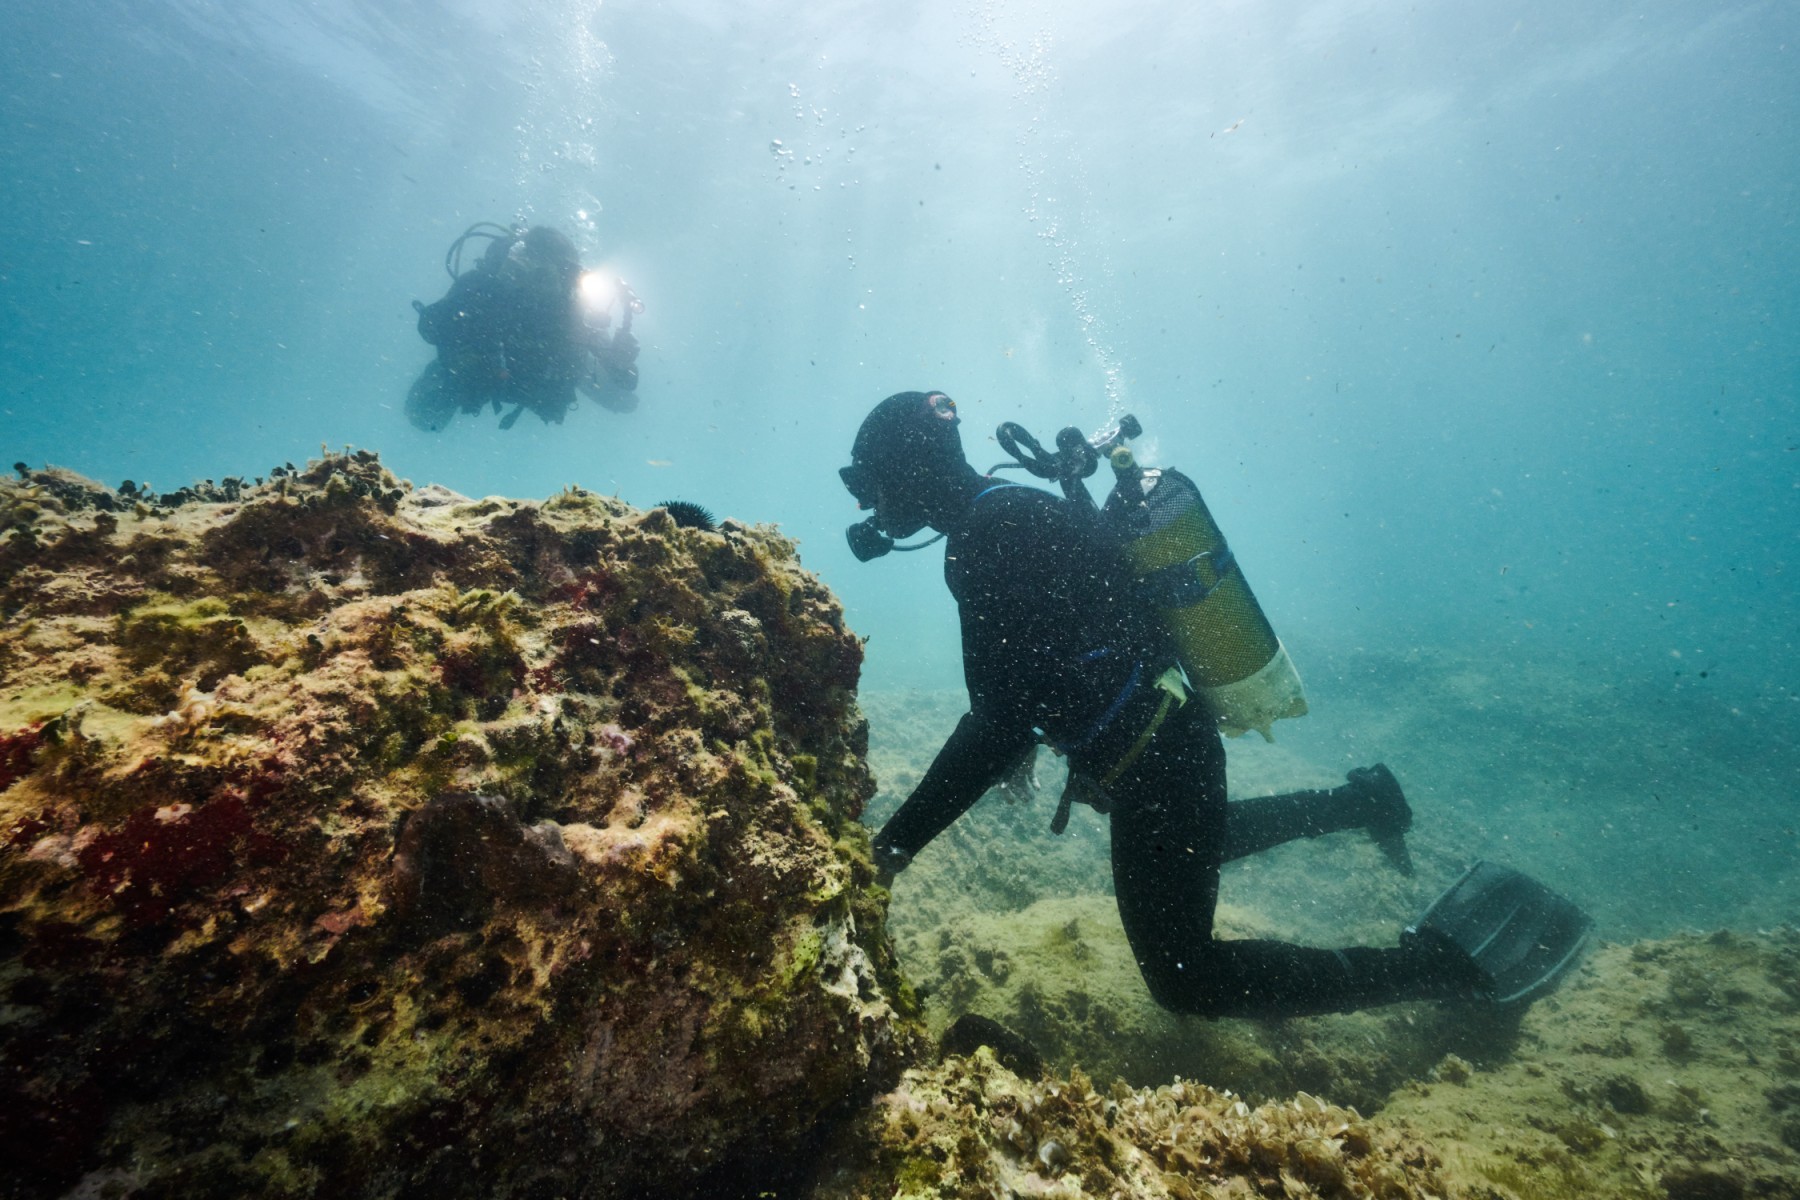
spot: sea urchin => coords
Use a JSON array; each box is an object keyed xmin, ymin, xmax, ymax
[{"xmin": 657, "ymin": 500, "xmax": 717, "ymax": 532}]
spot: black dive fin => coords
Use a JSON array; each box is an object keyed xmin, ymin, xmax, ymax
[
  {"xmin": 1410, "ymin": 860, "xmax": 1593, "ymax": 1005},
  {"xmin": 498, "ymin": 403, "xmax": 525, "ymax": 430}
]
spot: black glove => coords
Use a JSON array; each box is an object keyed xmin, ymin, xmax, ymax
[{"xmin": 871, "ymin": 837, "xmax": 913, "ymax": 888}]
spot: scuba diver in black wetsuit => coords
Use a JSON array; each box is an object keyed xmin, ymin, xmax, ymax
[
  {"xmin": 841, "ymin": 391, "xmax": 1591, "ymax": 1018},
  {"xmin": 407, "ymin": 223, "xmax": 642, "ymax": 432}
]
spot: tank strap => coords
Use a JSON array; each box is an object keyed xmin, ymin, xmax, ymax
[
  {"xmin": 1049, "ymin": 666, "xmax": 1189, "ymax": 834},
  {"xmin": 1098, "ymin": 667, "xmax": 1190, "ymax": 788},
  {"xmin": 1141, "ymin": 543, "xmax": 1239, "ymax": 608}
]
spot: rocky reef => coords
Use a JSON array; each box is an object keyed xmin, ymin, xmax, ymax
[
  {"xmin": 0, "ymin": 454, "xmax": 923, "ymax": 1198},
  {"xmin": 5, "ymin": 455, "xmax": 1796, "ymax": 1200},
  {"xmin": 810, "ymin": 1047, "xmax": 1461, "ymax": 1199},
  {"xmin": 814, "ymin": 927, "xmax": 1800, "ymax": 1199}
]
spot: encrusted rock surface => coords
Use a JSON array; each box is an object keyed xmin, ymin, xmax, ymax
[
  {"xmin": 810, "ymin": 1047, "xmax": 1464, "ymax": 1199},
  {"xmin": 0, "ymin": 454, "xmax": 924, "ymax": 1199},
  {"xmin": 808, "ymin": 927, "xmax": 1800, "ymax": 1199}
]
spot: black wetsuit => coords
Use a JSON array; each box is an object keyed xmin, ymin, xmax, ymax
[
  {"xmin": 874, "ymin": 483, "xmax": 1473, "ymax": 1018},
  {"xmin": 874, "ymin": 483, "xmax": 1165, "ymax": 853},
  {"xmin": 413, "ymin": 266, "xmax": 638, "ymax": 425}
]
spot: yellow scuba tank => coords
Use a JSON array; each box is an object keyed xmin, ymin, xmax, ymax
[{"xmin": 1103, "ymin": 447, "xmax": 1308, "ymax": 741}]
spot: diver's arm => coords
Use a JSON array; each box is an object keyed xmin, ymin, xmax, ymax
[
  {"xmin": 871, "ymin": 710, "xmax": 1033, "ymax": 875},
  {"xmin": 874, "ymin": 516, "xmax": 1038, "ymax": 874},
  {"xmin": 596, "ymin": 328, "xmax": 639, "ymax": 391},
  {"xmin": 573, "ymin": 307, "xmax": 640, "ymax": 393},
  {"xmin": 598, "ymin": 352, "xmax": 639, "ymax": 391},
  {"xmin": 577, "ymin": 331, "xmax": 640, "ymax": 412},
  {"xmin": 416, "ymin": 295, "xmax": 453, "ymax": 345}
]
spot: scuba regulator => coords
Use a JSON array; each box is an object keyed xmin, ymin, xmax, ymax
[
  {"xmin": 442, "ymin": 222, "xmax": 520, "ymax": 280},
  {"xmin": 989, "ymin": 414, "xmax": 1142, "ymax": 511},
  {"xmin": 839, "ymin": 472, "xmax": 947, "ymax": 562},
  {"xmin": 839, "ymin": 413, "xmax": 1143, "ymax": 562},
  {"xmin": 844, "ymin": 514, "xmax": 919, "ymax": 562}
]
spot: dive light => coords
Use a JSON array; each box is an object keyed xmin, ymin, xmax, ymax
[{"xmin": 578, "ymin": 272, "xmax": 645, "ymax": 329}]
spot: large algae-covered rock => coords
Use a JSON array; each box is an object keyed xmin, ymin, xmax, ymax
[{"xmin": 0, "ymin": 455, "xmax": 924, "ymax": 1198}]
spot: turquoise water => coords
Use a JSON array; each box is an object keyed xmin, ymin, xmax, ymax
[{"xmin": 4, "ymin": 1, "xmax": 1796, "ymax": 925}]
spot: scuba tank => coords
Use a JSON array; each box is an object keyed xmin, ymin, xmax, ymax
[
  {"xmin": 992, "ymin": 415, "xmax": 1308, "ymax": 742},
  {"xmin": 1102, "ymin": 446, "xmax": 1307, "ymax": 741}
]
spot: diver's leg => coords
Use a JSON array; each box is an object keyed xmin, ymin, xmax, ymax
[
  {"xmin": 405, "ymin": 361, "xmax": 458, "ymax": 433},
  {"xmin": 1223, "ymin": 763, "xmax": 1412, "ymax": 872},
  {"xmin": 1108, "ymin": 701, "xmax": 1231, "ymax": 1006},
  {"xmin": 1158, "ymin": 934, "xmax": 1485, "ymax": 1018},
  {"xmin": 534, "ymin": 387, "xmax": 572, "ymax": 424},
  {"xmin": 1110, "ymin": 710, "xmax": 1469, "ymax": 1017}
]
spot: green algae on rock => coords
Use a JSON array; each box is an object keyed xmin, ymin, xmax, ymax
[
  {"xmin": 811, "ymin": 1046, "xmax": 1465, "ymax": 1199},
  {"xmin": 0, "ymin": 453, "xmax": 925, "ymax": 1198}
]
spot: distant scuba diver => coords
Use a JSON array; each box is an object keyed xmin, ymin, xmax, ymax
[
  {"xmin": 842, "ymin": 390, "xmax": 1592, "ymax": 1017},
  {"xmin": 407, "ymin": 223, "xmax": 643, "ymax": 432}
]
